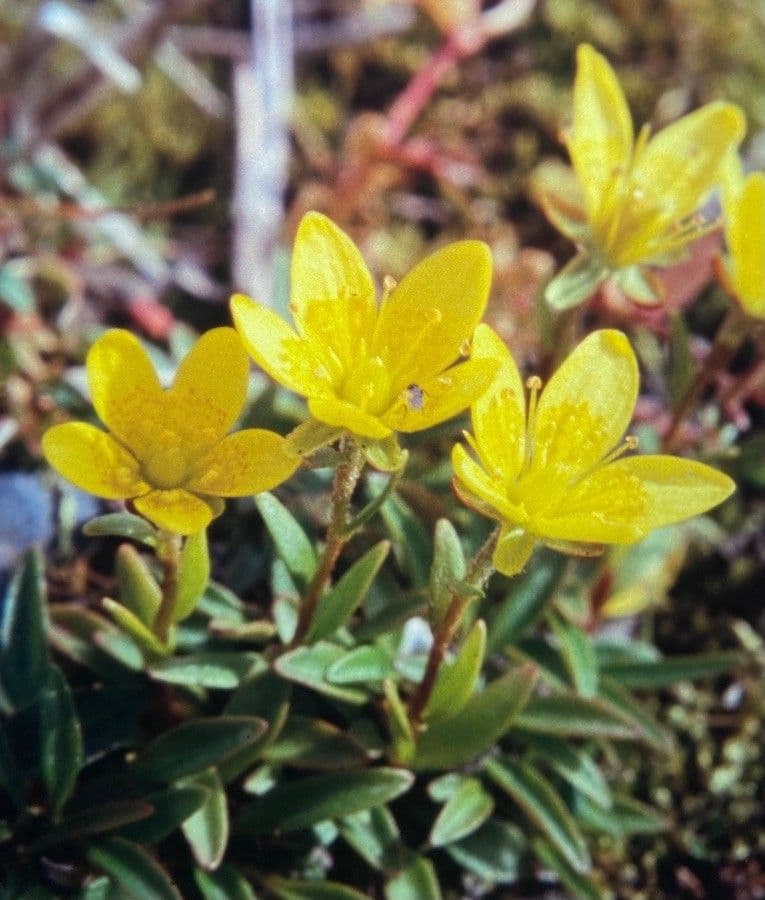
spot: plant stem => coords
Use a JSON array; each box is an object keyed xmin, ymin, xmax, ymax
[
  {"xmin": 408, "ymin": 527, "xmax": 499, "ymax": 728},
  {"xmin": 663, "ymin": 305, "xmax": 749, "ymax": 452},
  {"xmin": 153, "ymin": 531, "xmax": 182, "ymax": 644},
  {"xmin": 291, "ymin": 438, "xmax": 365, "ymax": 645}
]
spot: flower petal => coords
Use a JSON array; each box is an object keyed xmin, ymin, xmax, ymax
[
  {"xmin": 307, "ymin": 394, "xmax": 391, "ymax": 440},
  {"xmin": 469, "ymin": 324, "xmax": 526, "ymax": 482},
  {"xmin": 188, "ymin": 429, "xmax": 300, "ymax": 496},
  {"xmin": 86, "ymin": 329, "xmax": 163, "ymax": 458},
  {"xmin": 492, "ymin": 525, "xmax": 536, "ymax": 577},
  {"xmin": 42, "ymin": 423, "xmax": 148, "ymax": 499},
  {"xmin": 133, "ymin": 489, "xmax": 216, "ymax": 535},
  {"xmin": 290, "ymin": 212, "xmax": 377, "ymax": 378},
  {"xmin": 725, "ymin": 171, "xmax": 765, "ymax": 318},
  {"xmin": 568, "ymin": 44, "xmax": 633, "ymax": 230},
  {"xmin": 533, "ymin": 329, "xmax": 638, "ymax": 476},
  {"xmin": 382, "ymin": 357, "xmax": 497, "ymax": 434},
  {"xmin": 451, "ymin": 444, "xmax": 525, "ymax": 525},
  {"xmin": 372, "ymin": 241, "xmax": 492, "ymax": 389},
  {"xmin": 230, "ymin": 293, "xmax": 330, "ymax": 396},
  {"xmin": 168, "ymin": 327, "xmax": 249, "ymax": 451}
]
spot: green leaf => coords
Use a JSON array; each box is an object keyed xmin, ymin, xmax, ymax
[
  {"xmin": 87, "ymin": 837, "xmax": 182, "ymax": 900},
  {"xmin": 0, "ymin": 549, "xmax": 49, "ymax": 710},
  {"xmin": 597, "ymin": 677, "xmax": 674, "ymax": 754},
  {"xmin": 737, "ymin": 432, "xmax": 765, "ymax": 489},
  {"xmin": 340, "ymin": 806, "xmax": 404, "ymax": 872},
  {"xmin": 285, "ymin": 419, "xmax": 344, "ymax": 456},
  {"xmin": 117, "ymin": 785, "xmax": 208, "ymax": 844},
  {"xmin": 255, "ymin": 492, "xmax": 316, "ymax": 591},
  {"xmin": 550, "ymin": 615, "xmax": 598, "ymax": 697},
  {"xmin": 267, "ymin": 877, "xmax": 368, "ymax": 900},
  {"xmin": 327, "ymin": 645, "xmax": 396, "ymax": 684},
  {"xmin": 363, "ymin": 434, "xmax": 407, "ymax": 473},
  {"xmin": 25, "ymin": 800, "xmax": 154, "ymax": 854},
  {"xmin": 524, "ymin": 735, "xmax": 612, "ymax": 810},
  {"xmin": 50, "ymin": 606, "xmax": 144, "ymax": 676},
  {"xmin": 573, "ymin": 792, "xmax": 668, "ymax": 837},
  {"xmin": 149, "ymin": 652, "xmax": 265, "ymax": 689},
  {"xmin": 428, "ymin": 520, "xmax": 466, "ymax": 628},
  {"xmin": 487, "ymin": 758, "xmax": 590, "ymax": 873},
  {"xmin": 0, "ymin": 719, "xmax": 22, "ymax": 809},
  {"xmin": 412, "ymin": 664, "xmax": 537, "ymax": 770},
  {"xmin": 424, "ymin": 619, "xmax": 486, "ymax": 723},
  {"xmin": 385, "ymin": 857, "xmax": 441, "ymax": 900},
  {"xmin": 134, "ymin": 717, "xmax": 266, "ymax": 782},
  {"xmin": 181, "ymin": 768, "xmax": 229, "ymax": 870},
  {"xmin": 532, "ymin": 838, "xmax": 604, "ymax": 900},
  {"xmin": 515, "ymin": 693, "xmax": 640, "ymax": 740},
  {"xmin": 174, "ymin": 530, "xmax": 211, "ymax": 622},
  {"xmin": 194, "ymin": 864, "xmax": 258, "ymax": 900},
  {"xmin": 379, "ymin": 489, "xmax": 431, "ymax": 587},
  {"xmin": 668, "ymin": 312, "xmax": 695, "ymax": 409},
  {"xmin": 429, "ymin": 777, "xmax": 493, "ymax": 848},
  {"xmin": 383, "ymin": 679, "xmax": 415, "ymax": 764},
  {"xmin": 601, "ymin": 652, "xmax": 740, "ymax": 689},
  {"xmin": 307, "ymin": 541, "xmax": 390, "ymax": 642},
  {"xmin": 39, "ymin": 665, "xmax": 84, "ymax": 818},
  {"xmin": 274, "ymin": 642, "xmax": 368, "ymax": 704},
  {"xmin": 544, "ymin": 253, "xmax": 608, "ymax": 311},
  {"xmin": 83, "ymin": 513, "xmax": 158, "ymax": 547},
  {"xmin": 196, "ymin": 581, "xmax": 245, "ymax": 623},
  {"xmin": 116, "ymin": 545, "xmax": 162, "ymax": 627},
  {"xmin": 487, "ymin": 552, "xmax": 564, "ymax": 652},
  {"xmin": 446, "ymin": 818, "xmax": 525, "ymax": 884},
  {"xmin": 102, "ymin": 598, "xmax": 171, "ymax": 659},
  {"xmin": 0, "ymin": 263, "xmax": 35, "ymax": 312},
  {"xmin": 235, "ymin": 768, "xmax": 414, "ymax": 834},
  {"xmin": 264, "ymin": 715, "xmax": 367, "ymax": 769}
]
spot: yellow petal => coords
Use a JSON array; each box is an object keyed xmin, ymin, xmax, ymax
[
  {"xmin": 290, "ymin": 212, "xmax": 377, "ymax": 377},
  {"xmin": 42, "ymin": 423, "xmax": 148, "ymax": 499},
  {"xmin": 725, "ymin": 171, "xmax": 765, "ymax": 318},
  {"xmin": 568, "ymin": 44, "xmax": 633, "ymax": 230},
  {"xmin": 168, "ymin": 328, "xmax": 249, "ymax": 452},
  {"xmin": 382, "ymin": 357, "xmax": 497, "ymax": 433},
  {"xmin": 620, "ymin": 102, "xmax": 746, "ymax": 264},
  {"xmin": 469, "ymin": 324, "xmax": 526, "ymax": 482},
  {"xmin": 86, "ymin": 329, "xmax": 163, "ymax": 459},
  {"xmin": 133, "ymin": 489, "xmax": 215, "ymax": 535},
  {"xmin": 599, "ymin": 455, "xmax": 735, "ymax": 530},
  {"xmin": 451, "ymin": 444, "xmax": 525, "ymax": 525},
  {"xmin": 188, "ymin": 429, "xmax": 300, "ymax": 496},
  {"xmin": 230, "ymin": 293, "xmax": 330, "ymax": 396},
  {"xmin": 533, "ymin": 330, "xmax": 638, "ymax": 476},
  {"xmin": 492, "ymin": 525, "xmax": 536, "ymax": 577},
  {"xmin": 372, "ymin": 241, "xmax": 492, "ymax": 389},
  {"xmin": 307, "ymin": 394, "xmax": 391, "ymax": 440}
]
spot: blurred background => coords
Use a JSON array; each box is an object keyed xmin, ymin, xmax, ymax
[{"xmin": 3, "ymin": 1, "xmax": 765, "ymax": 896}]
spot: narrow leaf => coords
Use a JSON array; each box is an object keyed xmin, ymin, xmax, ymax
[
  {"xmin": 446, "ymin": 818, "xmax": 525, "ymax": 884},
  {"xmin": 264, "ymin": 716, "xmax": 367, "ymax": 769},
  {"xmin": 174, "ymin": 530, "xmax": 211, "ymax": 622},
  {"xmin": 487, "ymin": 758, "xmax": 590, "ymax": 873},
  {"xmin": 149, "ymin": 652, "xmax": 264, "ymax": 689},
  {"xmin": 525, "ymin": 735, "xmax": 612, "ymax": 810},
  {"xmin": 424, "ymin": 619, "xmax": 486, "ymax": 723},
  {"xmin": 307, "ymin": 541, "xmax": 390, "ymax": 642},
  {"xmin": 87, "ymin": 837, "xmax": 182, "ymax": 900},
  {"xmin": 255, "ymin": 492, "xmax": 316, "ymax": 591},
  {"xmin": 39, "ymin": 665, "xmax": 83, "ymax": 818},
  {"xmin": 194, "ymin": 864, "xmax": 258, "ymax": 900},
  {"xmin": 385, "ymin": 857, "xmax": 441, "ymax": 900},
  {"xmin": 116, "ymin": 545, "xmax": 161, "ymax": 627},
  {"xmin": 515, "ymin": 693, "xmax": 640, "ymax": 740},
  {"xmin": 598, "ymin": 677, "xmax": 674, "ymax": 754},
  {"xmin": 429, "ymin": 777, "xmax": 493, "ymax": 848},
  {"xmin": 181, "ymin": 768, "xmax": 229, "ymax": 870},
  {"xmin": 601, "ymin": 652, "xmax": 740, "ymax": 689},
  {"xmin": 550, "ymin": 614, "xmax": 598, "ymax": 697},
  {"xmin": 274, "ymin": 642, "xmax": 368, "ymax": 704},
  {"xmin": 235, "ymin": 768, "xmax": 414, "ymax": 835},
  {"xmin": 327, "ymin": 645, "xmax": 396, "ymax": 684},
  {"xmin": 117, "ymin": 786, "xmax": 208, "ymax": 844},
  {"xmin": 267, "ymin": 877, "xmax": 368, "ymax": 900},
  {"xmin": 83, "ymin": 513, "xmax": 158, "ymax": 547},
  {"xmin": 340, "ymin": 806, "xmax": 404, "ymax": 872},
  {"xmin": 429, "ymin": 520, "xmax": 466, "ymax": 628},
  {"xmin": 532, "ymin": 838, "xmax": 604, "ymax": 900},
  {"xmin": 102, "ymin": 598, "xmax": 171, "ymax": 659}
]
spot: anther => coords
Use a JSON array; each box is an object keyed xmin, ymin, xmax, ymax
[
  {"xmin": 524, "ymin": 375, "xmax": 543, "ymax": 469},
  {"xmin": 382, "ymin": 275, "xmax": 397, "ymax": 301}
]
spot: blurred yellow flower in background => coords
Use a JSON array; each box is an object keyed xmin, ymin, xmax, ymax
[
  {"xmin": 452, "ymin": 326, "xmax": 735, "ymax": 576},
  {"xmin": 231, "ymin": 212, "xmax": 497, "ymax": 442},
  {"xmin": 43, "ymin": 328, "xmax": 299, "ymax": 534},
  {"xmin": 532, "ymin": 43, "xmax": 746, "ymax": 310},
  {"xmin": 721, "ymin": 155, "xmax": 765, "ymax": 319}
]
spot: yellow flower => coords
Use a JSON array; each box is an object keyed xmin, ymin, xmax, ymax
[
  {"xmin": 452, "ymin": 326, "xmax": 735, "ymax": 576},
  {"xmin": 721, "ymin": 155, "xmax": 765, "ymax": 319},
  {"xmin": 230, "ymin": 212, "xmax": 497, "ymax": 442},
  {"xmin": 42, "ymin": 327, "xmax": 300, "ymax": 535},
  {"xmin": 532, "ymin": 43, "xmax": 745, "ymax": 309}
]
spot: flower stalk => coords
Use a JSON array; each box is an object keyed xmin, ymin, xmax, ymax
[
  {"xmin": 152, "ymin": 530, "xmax": 182, "ymax": 644},
  {"xmin": 291, "ymin": 439, "xmax": 366, "ymax": 645},
  {"xmin": 408, "ymin": 527, "xmax": 499, "ymax": 728}
]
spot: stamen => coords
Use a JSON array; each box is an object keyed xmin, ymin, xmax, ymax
[
  {"xmin": 382, "ymin": 275, "xmax": 397, "ymax": 302},
  {"xmin": 524, "ymin": 375, "xmax": 542, "ymax": 469},
  {"xmin": 599, "ymin": 434, "xmax": 639, "ymax": 467}
]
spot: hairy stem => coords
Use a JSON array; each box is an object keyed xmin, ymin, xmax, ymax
[
  {"xmin": 291, "ymin": 439, "xmax": 365, "ymax": 645},
  {"xmin": 153, "ymin": 531, "xmax": 182, "ymax": 644},
  {"xmin": 408, "ymin": 527, "xmax": 499, "ymax": 727}
]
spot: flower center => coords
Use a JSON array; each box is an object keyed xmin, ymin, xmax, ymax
[{"xmin": 142, "ymin": 446, "xmax": 189, "ymax": 489}]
